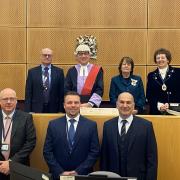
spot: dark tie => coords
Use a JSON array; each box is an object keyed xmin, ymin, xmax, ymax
[
  {"xmin": 68, "ymin": 119, "xmax": 76, "ymax": 151},
  {"xmin": 121, "ymin": 120, "xmax": 127, "ymax": 137},
  {"xmin": 43, "ymin": 67, "xmax": 49, "ymax": 103}
]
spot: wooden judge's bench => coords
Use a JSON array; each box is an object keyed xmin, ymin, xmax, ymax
[{"xmin": 30, "ymin": 109, "xmax": 180, "ymax": 180}]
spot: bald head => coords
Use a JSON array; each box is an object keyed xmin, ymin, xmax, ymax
[
  {"xmin": 0, "ymin": 88, "xmax": 16, "ymax": 99},
  {"xmin": 118, "ymin": 92, "xmax": 134, "ymax": 103},
  {"xmin": 0, "ymin": 88, "xmax": 17, "ymax": 115},
  {"xmin": 116, "ymin": 92, "xmax": 135, "ymax": 118},
  {"xmin": 41, "ymin": 48, "xmax": 53, "ymax": 55}
]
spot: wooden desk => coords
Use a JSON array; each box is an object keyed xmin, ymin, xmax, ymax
[{"xmin": 31, "ymin": 114, "xmax": 180, "ymax": 180}]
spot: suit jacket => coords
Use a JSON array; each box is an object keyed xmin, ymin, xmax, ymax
[
  {"xmin": 25, "ymin": 65, "xmax": 64, "ymax": 113},
  {"xmin": 65, "ymin": 65, "xmax": 103, "ymax": 106},
  {"xmin": 100, "ymin": 116, "xmax": 157, "ymax": 180},
  {"xmin": 43, "ymin": 115, "xmax": 100, "ymax": 180},
  {"xmin": 0, "ymin": 110, "xmax": 36, "ymax": 180},
  {"xmin": 146, "ymin": 66, "xmax": 180, "ymax": 114},
  {"xmin": 109, "ymin": 75, "xmax": 146, "ymax": 113}
]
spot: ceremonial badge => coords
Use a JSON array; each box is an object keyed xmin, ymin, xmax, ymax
[
  {"xmin": 162, "ymin": 84, "xmax": 167, "ymax": 91},
  {"xmin": 131, "ymin": 78, "xmax": 137, "ymax": 86}
]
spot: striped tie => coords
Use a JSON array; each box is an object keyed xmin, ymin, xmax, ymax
[{"xmin": 121, "ymin": 120, "xmax": 127, "ymax": 137}]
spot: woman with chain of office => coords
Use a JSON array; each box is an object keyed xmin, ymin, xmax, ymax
[{"xmin": 146, "ymin": 48, "xmax": 180, "ymax": 115}]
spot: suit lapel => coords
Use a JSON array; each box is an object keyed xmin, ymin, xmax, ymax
[
  {"xmin": 72, "ymin": 116, "xmax": 84, "ymax": 151},
  {"xmin": 50, "ymin": 65, "xmax": 57, "ymax": 93},
  {"xmin": 61, "ymin": 116, "xmax": 70, "ymax": 151},
  {"xmin": 128, "ymin": 116, "xmax": 138, "ymax": 152},
  {"xmin": 111, "ymin": 118, "xmax": 120, "ymax": 157},
  {"xmin": 37, "ymin": 65, "xmax": 44, "ymax": 89},
  {"xmin": 11, "ymin": 110, "xmax": 19, "ymax": 140},
  {"xmin": 0, "ymin": 111, "xmax": 5, "ymax": 160}
]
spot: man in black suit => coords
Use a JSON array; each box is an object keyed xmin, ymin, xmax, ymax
[
  {"xmin": 101, "ymin": 92, "xmax": 158, "ymax": 180},
  {"xmin": 0, "ymin": 88, "xmax": 36, "ymax": 180},
  {"xmin": 65, "ymin": 44, "xmax": 103, "ymax": 108},
  {"xmin": 25, "ymin": 48, "xmax": 64, "ymax": 113},
  {"xmin": 43, "ymin": 91, "xmax": 100, "ymax": 180}
]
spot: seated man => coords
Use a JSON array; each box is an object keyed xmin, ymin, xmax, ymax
[
  {"xmin": 65, "ymin": 44, "xmax": 104, "ymax": 107},
  {"xmin": 0, "ymin": 88, "xmax": 36, "ymax": 180}
]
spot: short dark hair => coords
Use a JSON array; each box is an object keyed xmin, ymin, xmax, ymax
[
  {"xmin": 64, "ymin": 91, "xmax": 81, "ymax": 101},
  {"xmin": 118, "ymin": 56, "xmax": 134, "ymax": 75},
  {"xmin": 154, "ymin": 48, "xmax": 172, "ymax": 64}
]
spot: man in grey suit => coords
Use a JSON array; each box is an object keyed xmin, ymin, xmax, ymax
[
  {"xmin": 101, "ymin": 92, "xmax": 158, "ymax": 180},
  {"xmin": 0, "ymin": 88, "xmax": 36, "ymax": 180},
  {"xmin": 25, "ymin": 48, "xmax": 64, "ymax": 113},
  {"xmin": 43, "ymin": 91, "xmax": 100, "ymax": 180}
]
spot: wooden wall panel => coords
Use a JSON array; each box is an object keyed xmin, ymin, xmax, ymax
[
  {"xmin": 103, "ymin": 66, "xmax": 146, "ymax": 100},
  {"xmin": 148, "ymin": 30, "xmax": 180, "ymax": 65},
  {"xmin": 28, "ymin": 29, "xmax": 147, "ymax": 65},
  {"xmin": 0, "ymin": 64, "xmax": 26, "ymax": 100},
  {"xmin": 0, "ymin": 0, "xmax": 25, "ymax": 27},
  {"xmin": 31, "ymin": 114, "xmax": 180, "ymax": 180},
  {"xmin": 149, "ymin": 0, "xmax": 180, "ymax": 28},
  {"xmin": 0, "ymin": 28, "xmax": 26, "ymax": 63},
  {"xmin": 28, "ymin": 0, "xmax": 147, "ymax": 28}
]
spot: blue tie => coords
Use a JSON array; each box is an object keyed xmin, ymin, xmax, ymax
[
  {"xmin": 68, "ymin": 119, "xmax": 76, "ymax": 151},
  {"xmin": 43, "ymin": 67, "xmax": 49, "ymax": 103}
]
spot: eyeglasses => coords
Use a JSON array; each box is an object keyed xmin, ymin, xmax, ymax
[
  {"xmin": 0, "ymin": 97, "xmax": 17, "ymax": 103},
  {"xmin": 77, "ymin": 52, "xmax": 90, "ymax": 56},
  {"xmin": 42, "ymin": 54, "xmax": 52, "ymax": 57}
]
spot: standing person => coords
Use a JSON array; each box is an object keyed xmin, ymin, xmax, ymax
[
  {"xmin": 146, "ymin": 48, "xmax": 180, "ymax": 115},
  {"xmin": 101, "ymin": 92, "xmax": 157, "ymax": 180},
  {"xmin": 43, "ymin": 91, "xmax": 100, "ymax": 180},
  {"xmin": 25, "ymin": 48, "xmax": 64, "ymax": 113},
  {"xmin": 109, "ymin": 56, "xmax": 145, "ymax": 114},
  {"xmin": 65, "ymin": 44, "xmax": 103, "ymax": 107},
  {"xmin": 0, "ymin": 88, "xmax": 36, "ymax": 180}
]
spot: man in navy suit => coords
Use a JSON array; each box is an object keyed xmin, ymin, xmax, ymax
[
  {"xmin": 0, "ymin": 88, "xmax": 36, "ymax": 180},
  {"xmin": 25, "ymin": 48, "xmax": 64, "ymax": 113},
  {"xmin": 101, "ymin": 92, "xmax": 158, "ymax": 180},
  {"xmin": 43, "ymin": 91, "xmax": 100, "ymax": 180}
]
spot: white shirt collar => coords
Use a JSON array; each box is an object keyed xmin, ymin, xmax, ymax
[
  {"xmin": 118, "ymin": 114, "xmax": 133, "ymax": 124},
  {"xmin": 158, "ymin": 66, "xmax": 168, "ymax": 74},
  {"xmin": 79, "ymin": 63, "xmax": 89, "ymax": 76},
  {"xmin": 66, "ymin": 114, "xmax": 80, "ymax": 123},
  {"xmin": 2, "ymin": 110, "xmax": 15, "ymax": 119}
]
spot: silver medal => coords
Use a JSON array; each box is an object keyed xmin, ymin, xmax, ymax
[{"xmin": 162, "ymin": 84, "xmax": 167, "ymax": 91}]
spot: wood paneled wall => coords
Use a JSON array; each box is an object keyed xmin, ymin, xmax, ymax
[
  {"xmin": 0, "ymin": 0, "xmax": 180, "ymax": 100},
  {"xmin": 31, "ymin": 114, "xmax": 180, "ymax": 180}
]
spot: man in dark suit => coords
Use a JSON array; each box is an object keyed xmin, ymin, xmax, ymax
[
  {"xmin": 25, "ymin": 48, "xmax": 64, "ymax": 113},
  {"xmin": 101, "ymin": 92, "xmax": 158, "ymax": 180},
  {"xmin": 65, "ymin": 44, "xmax": 103, "ymax": 108},
  {"xmin": 0, "ymin": 88, "xmax": 36, "ymax": 180},
  {"xmin": 43, "ymin": 91, "xmax": 100, "ymax": 180}
]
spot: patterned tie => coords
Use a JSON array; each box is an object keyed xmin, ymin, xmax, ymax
[
  {"xmin": 2, "ymin": 116, "xmax": 12, "ymax": 160},
  {"xmin": 43, "ymin": 67, "xmax": 49, "ymax": 103},
  {"xmin": 121, "ymin": 120, "xmax": 127, "ymax": 137},
  {"xmin": 68, "ymin": 119, "xmax": 76, "ymax": 152}
]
